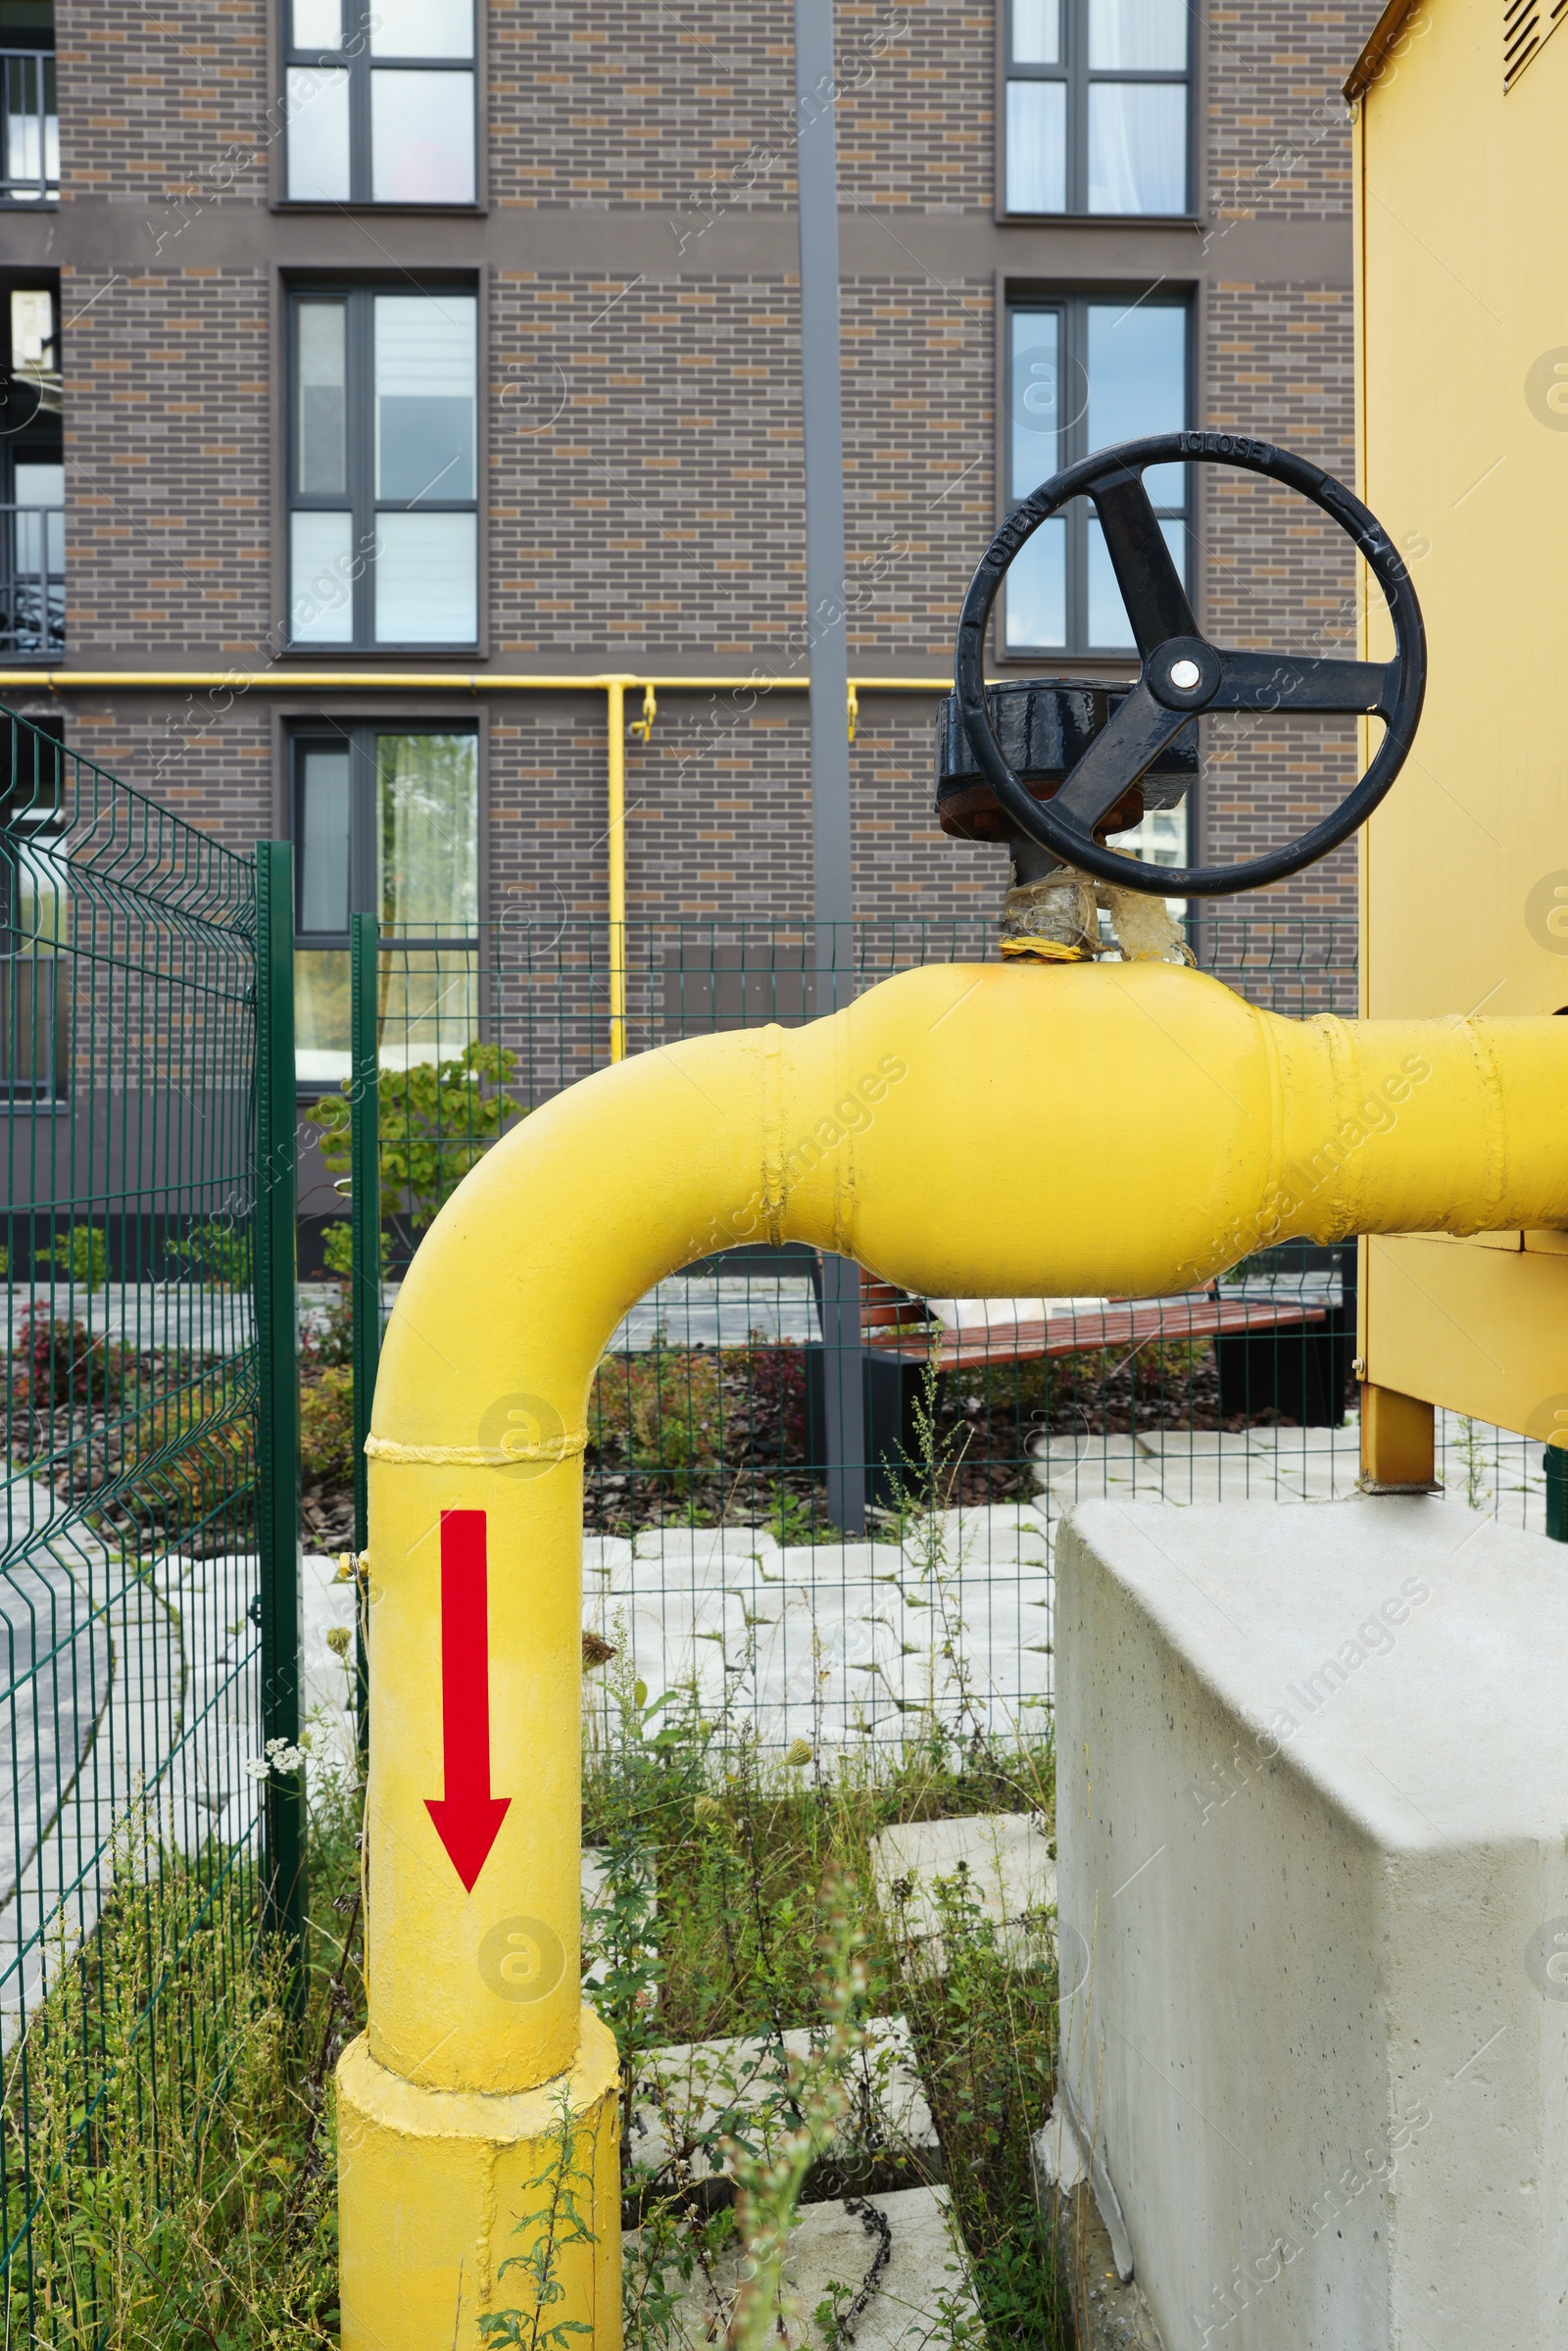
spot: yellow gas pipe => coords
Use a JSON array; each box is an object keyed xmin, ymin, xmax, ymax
[{"xmin": 336, "ymin": 957, "xmax": 1568, "ymax": 2348}]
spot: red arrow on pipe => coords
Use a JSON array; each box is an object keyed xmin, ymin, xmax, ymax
[{"xmin": 424, "ymin": 1509, "xmax": 512, "ymax": 1892}]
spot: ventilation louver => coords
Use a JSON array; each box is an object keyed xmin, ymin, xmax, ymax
[{"xmin": 1506, "ymin": 0, "xmax": 1568, "ymax": 87}]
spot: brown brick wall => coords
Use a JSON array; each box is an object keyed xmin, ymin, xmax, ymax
[
  {"xmin": 1206, "ymin": 6, "xmax": 1364, "ymax": 220},
  {"xmin": 61, "ymin": 264, "xmax": 271, "ymax": 664},
  {"xmin": 59, "ymin": 0, "xmax": 271, "ymax": 210},
  {"xmin": 25, "ymin": 0, "xmax": 1389, "ymax": 952},
  {"xmin": 491, "ymin": 269, "xmax": 990, "ymax": 668},
  {"xmin": 493, "ymin": 0, "xmax": 986, "ymax": 217}
]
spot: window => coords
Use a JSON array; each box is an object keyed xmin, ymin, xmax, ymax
[
  {"xmin": 1005, "ymin": 294, "xmax": 1193, "ymax": 882},
  {"xmin": 1004, "ymin": 294, "xmax": 1189, "ymax": 658},
  {"xmin": 0, "ymin": 711, "xmax": 68, "ymax": 1102},
  {"xmin": 287, "ymin": 285, "xmax": 478, "ymax": 649},
  {"xmin": 284, "ymin": 0, "xmax": 475, "ymax": 205},
  {"xmin": 1004, "ymin": 0, "xmax": 1190, "ymax": 217},
  {"xmin": 1, "ymin": 0, "xmax": 57, "ymax": 205},
  {"xmin": 2, "ymin": 287, "xmax": 64, "ymax": 658},
  {"xmin": 292, "ymin": 722, "xmax": 478, "ymax": 1085}
]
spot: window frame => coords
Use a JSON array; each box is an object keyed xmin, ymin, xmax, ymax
[
  {"xmin": 279, "ymin": 0, "xmax": 480, "ymax": 211},
  {"xmin": 288, "ymin": 715, "xmax": 482, "ymax": 952},
  {"xmin": 999, "ymin": 0, "xmax": 1195, "ymax": 220},
  {"xmin": 1000, "ymin": 286, "xmax": 1195, "ymax": 663},
  {"xmin": 287, "ymin": 712, "xmax": 483, "ymax": 1091},
  {"xmin": 284, "ymin": 278, "xmax": 481, "ymax": 654}
]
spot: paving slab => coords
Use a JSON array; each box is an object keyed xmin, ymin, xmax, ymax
[
  {"xmin": 0, "ymin": 1557, "xmax": 187, "ymax": 2047},
  {"xmin": 584, "ymin": 1530, "xmax": 1054, "ymax": 1753},
  {"xmin": 300, "ymin": 1549, "xmax": 357, "ymax": 1769},
  {"xmin": 628, "ymin": 2183, "xmax": 978, "ymax": 2350},
  {"xmin": 870, "ymin": 1812, "xmax": 1055, "ymax": 1972},
  {"xmin": 626, "ymin": 2015, "xmax": 938, "ymax": 2184}
]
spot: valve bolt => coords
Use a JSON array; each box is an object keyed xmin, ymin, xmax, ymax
[{"xmin": 1168, "ymin": 658, "xmax": 1202, "ymax": 690}]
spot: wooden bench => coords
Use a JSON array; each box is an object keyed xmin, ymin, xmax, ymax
[{"xmin": 858, "ymin": 1279, "xmax": 1327, "ymax": 1372}]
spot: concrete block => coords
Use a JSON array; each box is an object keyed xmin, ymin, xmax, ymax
[
  {"xmin": 1055, "ymin": 1494, "xmax": 1568, "ymax": 2351},
  {"xmin": 870, "ymin": 1812, "xmax": 1056, "ymax": 1972},
  {"xmin": 627, "ymin": 2015, "xmax": 938, "ymax": 2184},
  {"xmin": 628, "ymin": 2182, "xmax": 978, "ymax": 2349}
]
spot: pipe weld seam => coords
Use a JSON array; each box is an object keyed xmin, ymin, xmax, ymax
[
  {"xmin": 761, "ymin": 1020, "xmax": 785, "ymax": 1241},
  {"xmin": 363, "ymin": 1432, "xmax": 589, "ymax": 1466}
]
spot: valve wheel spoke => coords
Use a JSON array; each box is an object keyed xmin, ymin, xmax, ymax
[
  {"xmin": 1209, "ymin": 650, "xmax": 1394, "ymax": 716},
  {"xmin": 1054, "ymin": 684, "xmax": 1193, "ymax": 836},
  {"xmin": 1090, "ymin": 467, "xmax": 1200, "ymax": 655}
]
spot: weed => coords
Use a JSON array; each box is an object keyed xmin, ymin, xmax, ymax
[
  {"xmin": 478, "ymin": 2083, "xmax": 601, "ymax": 2351},
  {"xmin": 1454, "ymin": 1413, "xmax": 1493, "ymax": 1510},
  {"xmin": 719, "ymin": 1874, "xmax": 867, "ymax": 2350}
]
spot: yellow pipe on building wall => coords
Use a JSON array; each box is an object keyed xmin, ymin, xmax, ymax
[
  {"xmin": 336, "ymin": 956, "xmax": 1568, "ymax": 2350},
  {"xmin": 2, "ymin": 668, "xmax": 958, "ymax": 1073},
  {"xmin": 605, "ymin": 678, "xmax": 628, "ymax": 1062}
]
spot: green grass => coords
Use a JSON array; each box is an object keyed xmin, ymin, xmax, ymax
[
  {"xmin": 584, "ymin": 1669, "xmax": 1074, "ymax": 2348},
  {"xmin": 8, "ymin": 1707, "xmax": 1072, "ymax": 2348},
  {"xmin": 4, "ymin": 1761, "xmax": 365, "ymax": 2349}
]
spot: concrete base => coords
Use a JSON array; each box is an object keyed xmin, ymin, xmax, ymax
[
  {"xmin": 1055, "ymin": 1495, "xmax": 1568, "ymax": 2351},
  {"xmin": 336, "ymin": 2006, "xmax": 620, "ymax": 2351},
  {"xmin": 1032, "ymin": 2095, "xmax": 1166, "ymax": 2348},
  {"xmin": 628, "ymin": 2183, "xmax": 978, "ymax": 2348}
]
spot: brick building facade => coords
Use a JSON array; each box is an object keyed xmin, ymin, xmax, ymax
[{"xmin": 2, "ymin": 0, "xmax": 1378, "ymax": 1114}]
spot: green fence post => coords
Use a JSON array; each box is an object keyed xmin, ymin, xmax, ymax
[
  {"xmin": 350, "ymin": 909, "xmax": 381, "ymax": 1757},
  {"xmin": 254, "ymin": 840, "xmax": 306, "ymax": 2002}
]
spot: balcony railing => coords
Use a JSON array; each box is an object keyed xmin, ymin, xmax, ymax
[
  {"xmin": 0, "ymin": 506, "xmax": 64, "ymax": 657},
  {"xmin": 2, "ymin": 51, "xmax": 58, "ymax": 204}
]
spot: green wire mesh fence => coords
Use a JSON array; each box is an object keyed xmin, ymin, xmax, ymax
[
  {"xmin": 0, "ymin": 709, "xmax": 290, "ymax": 2338},
  {"xmin": 316, "ymin": 911, "xmax": 1552, "ymax": 1768}
]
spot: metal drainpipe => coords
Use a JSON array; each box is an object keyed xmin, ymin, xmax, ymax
[{"xmin": 1, "ymin": 675, "xmax": 961, "ymax": 1079}]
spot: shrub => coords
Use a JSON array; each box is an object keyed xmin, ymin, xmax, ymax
[
  {"xmin": 13, "ymin": 1312, "xmax": 126, "ymax": 1410},
  {"xmin": 110, "ymin": 1368, "xmax": 252, "ymax": 1535},
  {"xmin": 34, "ymin": 1224, "xmax": 108, "ymax": 1288},
  {"xmin": 165, "ymin": 1217, "xmax": 253, "ymax": 1290},
  {"xmin": 1132, "ymin": 1336, "xmax": 1212, "ymax": 1401},
  {"xmin": 307, "ymin": 1042, "xmax": 523, "ymax": 1257},
  {"xmin": 745, "ymin": 1341, "xmax": 808, "ymax": 1457},
  {"xmin": 300, "ymin": 1364, "xmax": 356, "ymax": 1489},
  {"xmin": 592, "ymin": 1342, "xmax": 725, "ymax": 1486},
  {"xmin": 320, "ymin": 1221, "xmax": 354, "ymax": 1282}
]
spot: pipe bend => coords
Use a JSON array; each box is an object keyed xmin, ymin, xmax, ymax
[
  {"xmin": 374, "ymin": 961, "xmax": 1568, "ymax": 1457},
  {"xmin": 362, "ymin": 960, "xmax": 1568, "ymax": 2092}
]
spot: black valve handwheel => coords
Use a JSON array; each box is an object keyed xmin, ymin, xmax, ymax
[{"xmin": 953, "ymin": 431, "xmax": 1426, "ymax": 899}]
